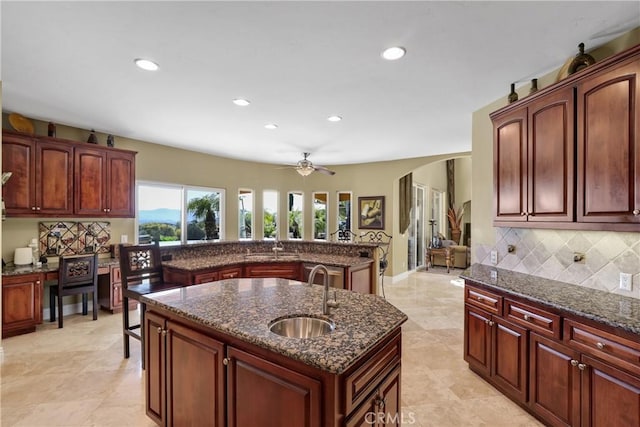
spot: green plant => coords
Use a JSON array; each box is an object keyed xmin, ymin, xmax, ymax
[{"xmin": 187, "ymin": 194, "xmax": 220, "ymax": 240}]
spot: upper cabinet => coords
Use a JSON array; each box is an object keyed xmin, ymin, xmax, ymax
[
  {"xmin": 2, "ymin": 131, "xmax": 136, "ymax": 218},
  {"xmin": 492, "ymin": 44, "xmax": 640, "ymax": 231}
]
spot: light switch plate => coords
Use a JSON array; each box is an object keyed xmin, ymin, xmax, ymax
[
  {"xmin": 490, "ymin": 250, "xmax": 498, "ymax": 265},
  {"xmin": 619, "ymin": 273, "xmax": 633, "ymax": 292}
]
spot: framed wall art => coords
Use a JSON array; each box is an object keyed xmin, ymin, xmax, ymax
[{"xmin": 358, "ymin": 196, "xmax": 385, "ymax": 229}]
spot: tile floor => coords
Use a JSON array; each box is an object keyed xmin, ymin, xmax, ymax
[{"xmin": 0, "ymin": 271, "xmax": 543, "ymax": 426}]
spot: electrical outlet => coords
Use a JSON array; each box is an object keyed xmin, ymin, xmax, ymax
[
  {"xmin": 490, "ymin": 250, "xmax": 498, "ymax": 265},
  {"xmin": 619, "ymin": 273, "xmax": 633, "ymax": 292}
]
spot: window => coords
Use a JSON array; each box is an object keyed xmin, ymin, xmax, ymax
[
  {"xmin": 263, "ymin": 190, "xmax": 278, "ymax": 239},
  {"xmin": 288, "ymin": 191, "xmax": 303, "ymax": 239},
  {"xmin": 238, "ymin": 189, "xmax": 253, "ymax": 240},
  {"xmin": 337, "ymin": 191, "xmax": 352, "ymax": 233},
  {"xmin": 313, "ymin": 192, "xmax": 328, "ymax": 240},
  {"xmin": 137, "ymin": 182, "xmax": 225, "ymax": 245}
]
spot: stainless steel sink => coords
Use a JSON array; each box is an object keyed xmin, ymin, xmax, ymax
[{"xmin": 269, "ymin": 315, "xmax": 334, "ymax": 338}]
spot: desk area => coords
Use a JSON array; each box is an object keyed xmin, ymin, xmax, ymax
[{"xmin": 2, "ymin": 258, "xmax": 122, "ymax": 338}]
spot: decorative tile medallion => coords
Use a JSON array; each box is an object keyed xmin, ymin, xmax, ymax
[{"xmin": 39, "ymin": 221, "xmax": 111, "ymax": 256}]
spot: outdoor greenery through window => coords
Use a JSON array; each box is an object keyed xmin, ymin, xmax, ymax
[
  {"xmin": 263, "ymin": 190, "xmax": 278, "ymax": 239},
  {"xmin": 238, "ymin": 189, "xmax": 253, "ymax": 240},
  {"xmin": 137, "ymin": 182, "xmax": 225, "ymax": 245},
  {"xmin": 313, "ymin": 192, "xmax": 328, "ymax": 240},
  {"xmin": 288, "ymin": 191, "xmax": 303, "ymax": 239},
  {"xmin": 337, "ymin": 191, "xmax": 352, "ymax": 234}
]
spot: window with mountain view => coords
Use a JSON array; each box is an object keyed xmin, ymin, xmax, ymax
[{"xmin": 137, "ymin": 182, "xmax": 225, "ymax": 244}]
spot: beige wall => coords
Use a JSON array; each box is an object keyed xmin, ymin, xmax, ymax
[
  {"xmin": 1, "ymin": 114, "xmax": 469, "ymax": 278},
  {"xmin": 471, "ymin": 29, "xmax": 640, "ymax": 297}
]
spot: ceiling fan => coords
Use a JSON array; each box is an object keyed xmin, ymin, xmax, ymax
[{"xmin": 291, "ymin": 153, "xmax": 336, "ymax": 176}]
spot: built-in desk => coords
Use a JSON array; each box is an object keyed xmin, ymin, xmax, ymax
[{"xmin": 1, "ymin": 258, "xmax": 121, "ymax": 338}]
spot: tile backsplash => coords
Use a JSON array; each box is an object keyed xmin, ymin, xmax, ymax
[{"xmin": 475, "ymin": 228, "xmax": 640, "ymax": 299}]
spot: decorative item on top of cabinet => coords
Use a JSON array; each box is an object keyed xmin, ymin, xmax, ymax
[
  {"xmin": 568, "ymin": 42, "xmax": 596, "ymax": 75},
  {"xmin": 507, "ymin": 83, "xmax": 518, "ymax": 103},
  {"xmin": 47, "ymin": 121, "xmax": 56, "ymax": 137},
  {"xmin": 106, "ymin": 134, "xmax": 115, "ymax": 147},
  {"xmin": 529, "ymin": 78, "xmax": 538, "ymax": 94},
  {"xmin": 87, "ymin": 129, "xmax": 98, "ymax": 144}
]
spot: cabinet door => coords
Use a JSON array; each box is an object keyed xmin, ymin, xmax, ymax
[
  {"xmin": 577, "ymin": 58, "xmax": 640, "ymax": 223},
  {"xmin": 346, "ymin": 366, "xmax": 401, "ymax": 427},
  {"xmin": 491, "ymin": 317, "xmax": 528, "ymax": 403},
  {"xmin": 74, "ymin": 147, "xmax": 107, "ymax": 216},
  {"xmin": 527, "ymin": 87, "xmax": 574, "ymax": 222},
  {"xmin": 464, "ymin": 305, "xmax": 492, "ymax": 377},
  {"xmin": 227, "ymin": 346, "xmax": 321, "ymax": 427},
  {"xmin": 2, "ymin": 134, "xmax": 36, "ymax": 215},
  {"xmin": 106, "ymin": 151, "xmax": 136, "ymax": 217},
  {"xmin": 2, "ymin": 274, "xmax": 43, "ymax": 338},
  {"xmin": 580, "ymin": 354, "xmax": 640, "ymax": 427},
  {"xmin": 165, "ymin": 320, "xmax": 225, "ymax": 427},
  {"xmin": 529, "ymin": 333, "xmax": 581, "ymax": 427},
  {"xmin": 145, "ymin": 311, "xmax": 166, "ymax": 426},
  {"xmin": 493, "ymin": 108, "xmax": 528, "ymax": 221}
]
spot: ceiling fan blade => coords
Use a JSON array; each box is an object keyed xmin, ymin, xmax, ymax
[{"xmin": 314, "ymin": 165, "xmax": 336, "ymax": 176}]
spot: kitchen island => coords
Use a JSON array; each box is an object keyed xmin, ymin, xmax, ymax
[{"xmin": 141, "ymin": 277, "xmax": 407, "ymax": 427}]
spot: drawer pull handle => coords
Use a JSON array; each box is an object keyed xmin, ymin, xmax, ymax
[
  {"xmin": 596, "ymin": 342, "xmax": 605, "ymax": 350},
  {"xmin": 477, "ymin": 296, "xmax": 484, "ymax": 301},
  {"xmin": 578, "ymin": 363, "xmax": 587, "ymax": 371},
  {"xmin": 570, "ymin": 359, "xmax": 579, "ymax": 367}
]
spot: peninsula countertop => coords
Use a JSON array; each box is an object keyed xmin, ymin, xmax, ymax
[
  {"xmin": 140, "ymin": 277, "xmax": 407, "ymax": 374},
  {"xmin": 460, "ymin": 263, "xmax": 640, "ymax": 335}
]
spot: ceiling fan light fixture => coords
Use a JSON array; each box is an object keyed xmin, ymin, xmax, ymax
[
  {"xmin": 134, "ymin": 58, "xmax": 159, "ymax": 71},
  {"xmin": 232, "ymin": 98, "xmax": 251, "ymax": 106},
  {"xmin": 327, "ymin": 115, "xmax": 342, "ymax": 122},
  {"xmin": 296, "ymin": 165, "xmax": 314, "ymax": 176},
  {"xmin": 381, "ymin": 46, "xmax": 406, "ymax": 61},
  {"xmin": 264, "ymin": 123, "xmax": 278, "ymax": 130}
]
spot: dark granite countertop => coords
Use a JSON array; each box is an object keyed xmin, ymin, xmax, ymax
[
  {"xmin": 460, "ymin": 263, "xmax": 640, "ymax": 336},
  {"xmin": 162, "ymin": 253, "xmax": 373, "ymax": 271},
  {"xmin": 141, "ymin": 278, "xmax": 407, "ymax": 374},
  {"xmin": 2, "ymin": 257, "xmax": 120, "ymax": 277}
]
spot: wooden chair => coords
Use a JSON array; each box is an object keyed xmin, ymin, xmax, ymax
[
  {"xmin": 119, "ymin": 242, "xmax": 181, "ymax": 368},
  {"xmin": 357, "ymin": 231, "xmax": 392, "ymax": 298},
  {"xmin": 50, "ymin": 253, "xmax": 99, "ymax": 328}
]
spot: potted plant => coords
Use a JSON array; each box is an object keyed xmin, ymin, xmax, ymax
[
  {"xmin": 447, "ymin": 205, "xmax": 464, "ymax": 245},
  {"xmin": 187, "ymin": 194, "xmax": 220, "ymax": 240}
]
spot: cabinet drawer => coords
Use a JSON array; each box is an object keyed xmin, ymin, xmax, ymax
[
  {"xmin": 564, "ymin": 319, "xmax": 640, "ymax": 376},
  {"xmin": 219, "ymin": 266, "xmax": 242, "ymax": 279},
  {"xmin": 465, "ymin": 284, "xmax": 503, "ymax": 315},
  {"xmin": 505, "ymin": 299, "xmax": 561, "ymax": 339},
  {"xmin": 194, "ymin": 271, "xmax": 219, "ymax": 284},
  {"xmin": 344, "ymin": 331, "xmax": 401, "ymax": 414}
]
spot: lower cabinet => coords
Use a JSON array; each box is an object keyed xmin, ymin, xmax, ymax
[
  {"xmin": 98, "ymin": 265, "xmax": 137, "ymax": 312},
  {"xmin": 226, "ymin": 346, "xmax": 322, "ymax": 427},
  {"xmin": 146, "ymin": 308, "xmax": 402, "ymax": 427},
  {"xmin": 464, "ymin": 280, "xmax": 640, "ymax": 427},
  {"xmin": 2, "ymin": 273, "xmax": 43, "ymax": 338},
  {"xmin": 243, "ymin": 262, "xmax": 300, "ymax": 280}
]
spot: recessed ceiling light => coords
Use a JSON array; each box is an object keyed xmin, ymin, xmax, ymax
[
  {"xmin": 381, "ymin": 46, "xmax": 406, "ymax": 61},
  {"xmin": 264, "ymin": 123, "xmax": 278, "ymax": 130},
  {"xmin": 134, "ymin": 58, "xmax": 159, "ymax": 71},
  {"xmin": 233, "ymin": 98, "xmax": 251, "ymax": 106},
  {"xmin": 327, "ymin": 115, "xmax": 342, "ymax": 122}
]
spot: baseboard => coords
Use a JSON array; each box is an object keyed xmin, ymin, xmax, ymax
[{"xmin": 43, "ymin": 301, "xmax": 97, "ymax": 322}]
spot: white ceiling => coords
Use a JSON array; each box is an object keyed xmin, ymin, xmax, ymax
[{"xmin": 2, "ymin": 1, "xmax": 638, "ymax": 168}]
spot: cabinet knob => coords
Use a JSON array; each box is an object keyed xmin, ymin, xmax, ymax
[
  {"xmin": 223, "ymin": 357, "xmax": 230, "ymax": 366},
  {"xmin": 375, "ymin": 396, "xmax": 386, "ymax": 410},
  {"xmin": 633, "ymin": 209, "xmax": 639, "ymax": 215},
  {"xmin": 578, "ymin": 363, "xmax": 587, "ymax": 371},
  {"xmin": 523, "ymin": 314, "xmax": 531, "ymax": 321},
  {"xmin": 520, "ymin": 212, "xmax": 527, "ymax": 216},
  {"xmin": 103, "ymin": 208, "xmax": 107, "ymax": 212},
  {"xmin": 107, "ymin": 208, "xmax": 111, "ymax": 212},
  {"xmin": 161, "ymin": 330, "xmax": 167, "ymax": 337},
  {"xmin": 477, "ymin": 296, "xmax": 484, "ymax": 301},
  {"xmin": 570, "ymin": 359, "xmax": 579, "ymax": 366},
  {"xmin": 596, "ymin": 342, "xmax": 605, "ymax": 350},
  {"xmin": 31, "ymin": 207, "xmax": 36, "ymax": 210},
  {"xmin": 488, "ymin": 320, "xmax": 495, "ymax": 327},
  {"xmin": 157, "ymin": 327, "xmax": 162, "ymax": 334},
  {"xmin": 36, "ymin": 207, "xmax": 41, "ymax": 210}
]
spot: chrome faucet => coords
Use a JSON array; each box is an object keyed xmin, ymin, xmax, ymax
[
  {"xmin": 307, "ymin": 264, "xmax": 339, "ymax": 315},
  {"xmin": 272, "ymin": 238, "xmax": 284, "ymax": 259}
]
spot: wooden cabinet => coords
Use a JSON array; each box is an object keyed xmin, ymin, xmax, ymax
[
  {"xmin": 464, "ymin": 280, "xmax": 640, "ymax": 427},
  {"xmin": 2, "ymin": 273, "xmax": 43, "ymax": 338},
  {"xmin": 243, "ymin": 262, "xmax": 301, "ymax": 280},
  {"xmin": 146, "ymin": 311, "xmax": 226, "ymax": 427},
  {"xmin": 226, "ymin": 345, "xmax": 322, "ymax": 427},
  {"xmin": 2, "ymin": 132, "xmax": 73, "ymax": 216},
  {"xmin": 218, "ymin": 265, "xmax": 242, "ymax": 279},
  {"xmin": 576, "ymin": 55, "xmax": 640, "ymax": 224},
  {"xmin": 346, "ymin": 262, "xmax": 374, "ymax": 294},
  {"xmin": 1, "ymin": 131, "xmax": 136, "ymax": 218},
  {"xmin": 346, "ymin": 366, "xmax": 401, "ymax": 427},
  {"xmin": 492, "ymin": 44, "xmax": 640, "ymax": 231},
  {"xmin": 98, "ymin": 265, "xmax": 137, "ymax": 312},
  {"xmin": 493, "ymin": 86, "xmax": 574, "ymax": 223},
  {"xmin": 75, "ymin": 146, "xmax": 136, "ymax": 217}
]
